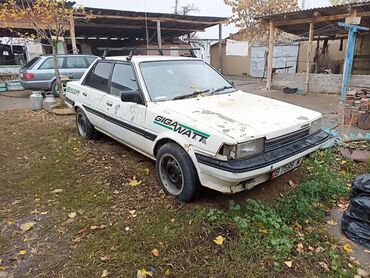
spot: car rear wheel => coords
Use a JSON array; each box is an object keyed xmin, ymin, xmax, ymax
[
  {"xmin": 76, "ymin": 108, "xmax": 100, "ymax": 140},
  {"xmin": 156, "ymin": 143, "xmax": 200, "ymax": 202},
  {"xmin": 51, "ymin": 80, "xmax": 67, "ymax": 97}
]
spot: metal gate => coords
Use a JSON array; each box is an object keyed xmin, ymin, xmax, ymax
[{"xmin": 250, "ymin": 44, "xmax": 299, "ymax": 78}]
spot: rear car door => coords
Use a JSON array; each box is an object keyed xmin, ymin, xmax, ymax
[
  {"xmin": 104, "ymin": 62, "xmax": 152, "ymax": 152},
  {"xmin": 65, "ymin": 56, "xmax": 89, "ymax": 80},
  {"xmin": 81, "ymin": 61, "xmax": 113, "ymax": 129},
  {"xmin": 36, "ymin": 57, "xmax": 66, "ymax": 84}
]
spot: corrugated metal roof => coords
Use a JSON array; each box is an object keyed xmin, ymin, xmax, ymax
[{"xmin": 259, "ymin": 1, "xmax": 370, "ymax": 38}]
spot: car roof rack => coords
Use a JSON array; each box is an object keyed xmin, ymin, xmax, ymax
[{"xmin": 99, "ymin": 47, "xmax": 200, "ymax": 61}]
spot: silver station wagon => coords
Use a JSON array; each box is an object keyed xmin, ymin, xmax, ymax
[{"xmin": 20, "ymin": 54, "xmax": 97, "ymax": 95}]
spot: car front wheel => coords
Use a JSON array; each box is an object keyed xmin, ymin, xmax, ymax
[
  {"xmin": 156, "ymin": 143, "xmax": 200, "ymax": 202},
  {"xmin": 76, "ymin": 108, "xmax": 99, "ymax": 140}
]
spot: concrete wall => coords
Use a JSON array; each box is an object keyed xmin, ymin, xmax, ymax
[
  {"xmin": 272, "ymin": 73, "xmax": 370, "ymax": 94},
  {"xmin": 210, "ymin": 42, "xmax": 250, "ymax": 76}
]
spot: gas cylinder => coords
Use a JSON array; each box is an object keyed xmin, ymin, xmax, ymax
[
  {"xmin": 30, "ymin": 91, "xmax": 43, "ymax": 111},
  {"xmin": 44, "ymin": 92, "xmax": 56, "ymax": 111}
]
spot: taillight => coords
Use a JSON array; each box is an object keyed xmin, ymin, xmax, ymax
[{"xmin": 23, "ymin": 73, "xmax": 35, "ymax": 80}]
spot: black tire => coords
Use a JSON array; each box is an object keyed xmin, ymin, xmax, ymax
[
  {"xmin": 75, "ymin": 108, "xmax": 100, "ymax": 140},
  {"xmin": 156, "ymin": 143, "xmax": 200, "ymax": 202}
]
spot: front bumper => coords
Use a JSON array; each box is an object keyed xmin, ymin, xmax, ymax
[{"xmin": 195, "ymin": 130, "xmax": 330, "ymax": 193}]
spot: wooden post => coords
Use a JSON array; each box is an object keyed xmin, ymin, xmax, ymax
[
  {"xmin": 218, "ymin": 23, "xmax": 223, "ymax": 72},
  {"xmin": 69, "ymin": 15, "xmax": 78, "ymax": 54},
  {"xmin": 266, "ymin": 20, "xmax": 274, "ymax": 90},
  {"xmin": 157, "ymin": 20, "xmax": 162, "ymax": 49},
  {"xmin": 304, "ymin": 22, "xmax": 314, "ymax": 94}
]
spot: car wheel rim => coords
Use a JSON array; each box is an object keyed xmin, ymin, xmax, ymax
[
  {"xmin": 77, "ymin": 113, "xmax": 87, "ymax": 137},
  {"xmin": 159, "ymin": 154, "xmax": 184, "ymax": 196}
]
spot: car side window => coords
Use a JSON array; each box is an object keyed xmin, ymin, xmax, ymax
[
  {"xmin": 84, "ymin": 62, "xmax": 113, "ymax": 92},
  {"xmin": 66, "ymin": 56, "xmax": 87, "ymax": 69},
  {"xmin": 110, "ymin": 63, "xmax": 139, "ymax": 97},
  {"xmin": 85, "ymin": 57, "xmax": 97, "ymax": 66},
  {"xmin": 39, "ymin": 57, "xmax": 65, "ymax": 70}
]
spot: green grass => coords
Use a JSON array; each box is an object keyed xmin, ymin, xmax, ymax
[{"xmin": 204, "ymin": 149, "xmax": 357, "ymax": 276}]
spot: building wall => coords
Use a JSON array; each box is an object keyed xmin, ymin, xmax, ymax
[{"xmin": 210, "ymin": 42, "xmax": 251, "ymax": 76}]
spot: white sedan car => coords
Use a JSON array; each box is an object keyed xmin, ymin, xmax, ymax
[{"xmin": 65, "ymin": 55, "xmax": 329, "ymax": 202}]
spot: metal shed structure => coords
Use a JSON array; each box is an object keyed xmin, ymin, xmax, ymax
[{"xmin": 260, "ymin": 1, "xmax": 370, "ymax": 97}]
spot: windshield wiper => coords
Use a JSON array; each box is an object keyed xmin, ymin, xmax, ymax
[
  {"xmin": 209, "ymin": 85, "xmax": 235, "ymax": 95},
  {"xmin": 173, "ymin": 89, "xmax": 210, "ymax": 100}
]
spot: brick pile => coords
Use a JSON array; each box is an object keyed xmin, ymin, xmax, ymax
[{"xmin": 341, "ymin": 89, "xmax": 370, "ymax": 130}]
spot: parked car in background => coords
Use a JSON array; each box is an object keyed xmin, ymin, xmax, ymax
[{"xmin": 20, "ymin": 54, "xmax": 97, "ymax": 95}]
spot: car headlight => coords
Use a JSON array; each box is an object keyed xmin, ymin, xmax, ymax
[
  {"xmin": 310, "ymin": 118, "xmax": 322, "ymax": 134},
  {"xmin": 218, "ymin": 138, "xmax": 264, "ymax": 160}
]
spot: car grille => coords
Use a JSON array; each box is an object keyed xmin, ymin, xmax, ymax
[{"xmin": 265, "ymin": 128, "xmax": 310, "ymax": 151}]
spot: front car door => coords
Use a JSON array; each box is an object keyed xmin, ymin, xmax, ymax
[{"xmin": 104, "ymin": 62, "xmax": 153, "ymax": 153}]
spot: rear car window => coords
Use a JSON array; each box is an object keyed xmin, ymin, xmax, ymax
[
  {"xmin": 84, "ymin": 62, "xmax": 113, "ymax": 92},
  {"xmin": 39, "ymin": 57, "xmax": 65, "ymax": 70},
  {"xmin": 22, "ymin": 57, "xmax": 40, "ymax": 69},
  {"xmin": 86, "ymin": 57, "xmax": 97, "ymax": 66},
  {"xmin": 65, "ymin": 56, "xmax": 87, "ymax": 69}
]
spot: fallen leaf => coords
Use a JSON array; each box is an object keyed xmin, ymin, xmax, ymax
[
  {"xmin": 319, "ymin": 262, "xmax": 330, "ymax": 271},
  {"xmin": 170, "ymin": 218, "xmax": 175, "ymax": 223},
  {"xmin": 137, "ymin": 268, "xmax": 153, "ymax": 278},
  {"xmin": 315, "ymin": 246, "xmax": 325, "ymax": 253},
  {"xmin": 68, "ymin": 212, "xmax": 77, "ymax": 219},
  {"xmin": 364, "ymin": 249, "xmax": 370, "ymax": 254},
  {"xmin": 7, "ymin": 220, "xmax": 13, "ymax": 225},
  {"xmin": 143, "ymin": 168, "xmax": 150, "ymax": 175},
  {"xmin": 288, "ymin": 180, "xmax": 297, "ymax": 188},
  {"xmin": 296, "ymin": 243, "xmax": 304, "ymax": 253},
  {"xmin": 258, "ymin": 229, "xmax": 268, "ymax": 235},
  {"xmin": 90, "ymin": 226, "xmax": 98, "ymax": 230},
  {"xmin": 151, "ymin": 248, "xmax": 159, "ymax": 257},
  {"xmin": 284, "ymin": 261, "xmax": 293, "ymax": 268},
  {"xmin": 129, "ymin": 177, "xmax": 142, "ymax": 187},
  {"xmin": 51, "ymin": 189, "xmax": 63, "ymax": 194},
  {"xmin": 77, "ymin": 209, "xmax": 85, "ymax": 215},
  {"xmin": 19, "ymin": 250, "xmax": 27, "ymax": 255},
  {"xmin": 343, "ymin": 243, "xmax": 352, "ymax": 253},
  {"xmin": 213, "ymin": 235, "xmax": 226, "ymax": 245},
  {"xmin": 0, "ymin": 266, "xmax": 7, "ymax": 271},
  {"xmin": 340, "ymin": 160, "xmax": 347, "ymax": 165},
  {"xmin": 129, "ymin": 210, "xmax": 137, "ymax": 215},
  {"xmin": 100, "ymin": 255, "xmax": 111, "ymax": 261},
  {"xmin": 20, "ymin": 221, "xmax": 36, "ymax": 232},
  {"xmin": 164, "ymin": 269, "xmax": 171, "ymax": 276},
  {"xmin": 101, "ymin": 269, "xmax": 109, "ymax": 277},
  {"xmin": 326, "ymin": 219, "xmax": 337, "ymax": 226}
]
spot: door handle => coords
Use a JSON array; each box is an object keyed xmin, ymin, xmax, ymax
[
  {"xmin": 82, "ymin": 92, "xmax": 87, "ymax": 97},
  {"xmin": 106, "ymin": 101, "xmax": 113, "ymax": 107}
]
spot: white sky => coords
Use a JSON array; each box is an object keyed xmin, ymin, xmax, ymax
[{"xmin": 74, "ymin": 0, "xmax": 331, "ymax": 39}]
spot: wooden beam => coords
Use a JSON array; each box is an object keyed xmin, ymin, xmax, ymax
[
  {"xmin": 157, "ymin": 20, "xmax": 162, "ymax": 48},
  {"xmin": 305, "ymin": 22, "xmax": 314, "ymax": 94},
  {"xmin": 75, "ymin": 23, "xmax": 201, "ymax": 33},
  {"xmin": 0, "ymin": 21, "xmax": 70, "ymax": 30},
  {"xmin": 266, "ymin": 20, "xmax": 274, "ymax": 91},
  {"xmin": 69, "ymin": 15, "xmax": 78, "ymax": 54},
  {"xmin": 91, "ymin": 14, "xmax": 225, "ymax": 25}
]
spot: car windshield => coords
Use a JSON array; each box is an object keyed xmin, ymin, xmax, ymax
[{"xmin": 139, "ymin": 60, "xmax": 234, "ymax": 101}]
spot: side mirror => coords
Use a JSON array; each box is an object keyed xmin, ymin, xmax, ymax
[{"xmin": 121, "ymin": 90, "xmax": 144, "ymax": 105}]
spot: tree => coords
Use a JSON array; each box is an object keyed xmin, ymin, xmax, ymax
[
  {"xmin": 224, "ymin": 0, "xmax": 298, "ymax": 43},
  {"xmin": 173, "ymin": 0, "xmax": 200, "ymax": 15},
  {"xmin": 0, "ymin": 0, "xmax": 86, "ymax": 104}
]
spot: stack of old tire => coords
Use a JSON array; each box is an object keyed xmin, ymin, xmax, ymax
[{"xmin": 341, "ymin": 174, "xmax": 370, "ymax": 248}]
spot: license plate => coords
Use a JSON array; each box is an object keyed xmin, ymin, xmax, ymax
[{"xmin": 271, "ymin": 158, "xmax": 303, "ymax": 180}]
